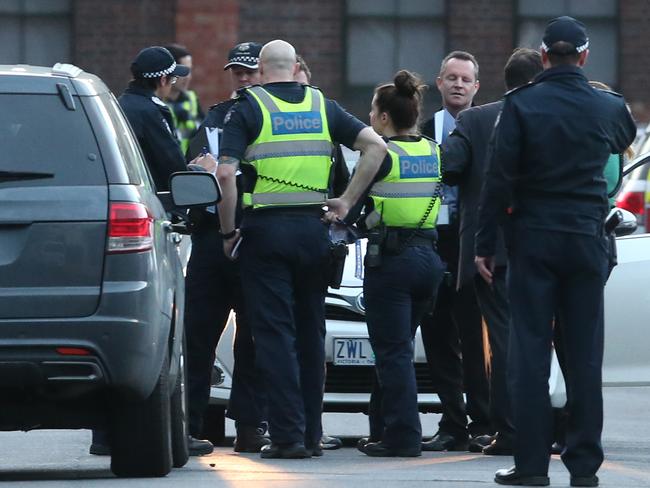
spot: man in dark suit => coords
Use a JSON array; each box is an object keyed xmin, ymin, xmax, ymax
[
  {"xmin": 442, "ymin": 48, "xmax": 544, "ymax": 456},
  {"xmin": 420, "ymin": 51, "xmax": 490, "ymax": 452}
]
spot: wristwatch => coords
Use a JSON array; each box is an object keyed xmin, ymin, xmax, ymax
[{"xmin": 220, "ymin": 229, "xmax": 237, "ymax": 239}]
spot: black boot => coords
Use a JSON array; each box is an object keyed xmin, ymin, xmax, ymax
[{"xmin": 234, "ymin": 424, "xmax": 271, "ymax": 453}]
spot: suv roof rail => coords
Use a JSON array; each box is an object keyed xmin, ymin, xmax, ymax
[{"xmin": 52, "ymin": 63, "xmax": 83, "ymax": 78}]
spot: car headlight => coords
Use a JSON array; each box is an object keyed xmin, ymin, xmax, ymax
[
  {"xmin": 355, "ymin": 292, "xmax": 365, "ymax": 313},
  {"xmin": 211, "ymin": 362, "xmax": 226, "ymax": 386}
]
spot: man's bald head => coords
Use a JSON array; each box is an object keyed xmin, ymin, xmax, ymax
[{"xmin": 259, "ymin": 39, "xmax": 299, "ymax": 83}]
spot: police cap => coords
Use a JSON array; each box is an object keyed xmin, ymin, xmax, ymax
[
  {"xmin": 224, "ymin": 42, "xmax": 262, "ymax": 70},
  {"xmin": 131, "ymin": 46, "xmax": 190, "ymax": 79},
  {"xmin": 541, "ymin": 16, "xmax": 589, "ymax": 55}
]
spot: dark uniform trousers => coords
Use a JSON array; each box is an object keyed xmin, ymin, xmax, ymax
[
  {"xmin": 507, "ymin": 227, "xmax": 607, "ymax": 477},
  {"xmin": 239, "ymin": 209, "xmax": 330, "ymax": 449},
  {"xmin": 365, "ymin": 245, "xmax": 444, "ymax": 448},
  {"xmin": 420, "ymin": 225, "xmax": 490, "ymax": 438},
  {"xmin": 185, "ymin": 226, "xmax": 266, "ymax": 436},
  {"xmin": 473, "ymin": 267, "xmax": 515, "ymax": 442}
]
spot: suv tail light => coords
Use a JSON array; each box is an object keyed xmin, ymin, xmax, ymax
[{"xmin": 107, "ymin": 202, "xmax": 153, "ymax": 254}]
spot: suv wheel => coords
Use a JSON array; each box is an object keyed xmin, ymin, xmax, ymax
[
  {"xmin": 171, "ymin": 333, "xmax": 189, "ymax": 467},
  {"xmin": 110, "ymin": 351, "xmax": 173, "ymax": 478}
]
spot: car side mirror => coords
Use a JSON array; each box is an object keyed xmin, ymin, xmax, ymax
[
  {"xmin": 169, "ymin": 171, "xmax": 221, "ymax": 208},
  {"xmin": 612, "ymin": 208, "xmax": 638, "ymax": 237}
]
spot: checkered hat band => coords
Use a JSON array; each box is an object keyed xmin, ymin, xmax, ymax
[
  {"xmin": 541, "ymin": 40, "xmax": 589, "ymax": 53},
  {"xmin": 230, "ymin": 56, "xmax": 257, "ymax": 64},
  {"xmin": 142, "ymin": 61, "xmax": 177, "ymax": 78}
]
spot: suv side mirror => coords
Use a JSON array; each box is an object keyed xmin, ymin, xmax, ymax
[
  {"xmin": 169, "ymin": 171, "xmax": 221, "ymax": 208},
  {"xmin": 612, "ymin": 208, "xmax": 638, "ymax": 237}
]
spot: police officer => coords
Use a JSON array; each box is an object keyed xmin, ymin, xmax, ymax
[
  {"xmin": 349, "ymin": 70, "xmax": 445, "ymax": 457},
  {"xmin": 182, "ymin": 42, "xmax": 271, "ymax": 454},
  {"xmin": 118, "ymin": 46, "xmax": 202, "ymax": 191},
  {"xmin": 164, "ymin": 44, "xmax": 205, "ymax": 155},
  {"xmin": 217, "ymin": 39, "xmax": 386, "ymax": 458},
  {"xmin": 187, "ymin": 42, "xmax": 263, "ymax": 161},
  {"xmin": 475, "ymin": 17, "xmax": 636, "ymax": 487}
]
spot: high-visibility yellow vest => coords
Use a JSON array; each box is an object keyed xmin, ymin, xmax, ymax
[
  {"xmin": 242, "ymin": 85, "xmax": 334, "ymax": 209},
  {"xmin": 168, "ymin": 90, "xmax": 201, "ymax": 154},
  {"xmin": 368, "ymin": 138, "xmax": 442, "ymax": 229}
]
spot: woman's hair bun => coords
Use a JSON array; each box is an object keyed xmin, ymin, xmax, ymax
[{"xmin": 394, "ymin": 69, "xmax": 423, "ymax": 98}]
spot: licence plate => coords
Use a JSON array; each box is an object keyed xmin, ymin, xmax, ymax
[{"xmin": 333, "ymin": 337, "xmax": 375, "ymax": 366}]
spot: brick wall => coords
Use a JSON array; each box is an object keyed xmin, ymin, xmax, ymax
[
  {"xmin": 620, "ymin": 0, "xmax": 650, "ymax": 123},
  {"xmin": 448, "ymin": 0, "xmax": 514, "ymax": 105},
  {"xmin": 238, "ymin": 0, "xmax": 344, "ymax": 99},
  {"xmin": 176, "ymin": 0, "xmax": 239, "ymax": 109},
  {"xmin": 71, "ymin": 0, "xmax": 650, "ymax": 124},
  {"xmin": 74, "ymin": 0, "xmax": 177, "ymax": 96}
]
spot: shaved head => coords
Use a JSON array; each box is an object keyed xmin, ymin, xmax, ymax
[{"xmin": 259, "ymin": 39, "xmax": 299, "ymax": 83}]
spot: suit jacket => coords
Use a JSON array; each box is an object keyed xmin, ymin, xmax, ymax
[{"xmin": 441, "ymin": 100, "xmax": 508, "ymax": 288}]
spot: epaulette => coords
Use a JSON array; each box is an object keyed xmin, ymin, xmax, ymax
[
  {"xmin": 593, "ymin": 87, "xmax": 624, "ymax": 98},
  {"xmin": 151, "ymin": 95, "xmax": 168, "ymax": 107},
  {"xmin": 235, "ymin": 85, "xmax": 251, "ymax": 97},
  {"xmin": 207, "ymin": 97, "xmax": 237, "ymax": 113},
  {"xmin": 237, "ymin": 83, "xmax": 264, "ymax": 97},
  {"xmin": 504, "ymin": 81, "xmax": 536, "ymax": 97}
]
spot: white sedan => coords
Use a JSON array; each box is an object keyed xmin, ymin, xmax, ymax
[{"xmin": 204, "ymin": 157, "xmax": 648, "ymax": 441}]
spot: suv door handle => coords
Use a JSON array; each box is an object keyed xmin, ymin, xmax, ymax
[
  {"xmin": 162, "ymin": 221, "xmax": 185, "ymax": 245},
  {"xmin": 163, "ymin": 220, "xmax": 191, "ymax": 235}
]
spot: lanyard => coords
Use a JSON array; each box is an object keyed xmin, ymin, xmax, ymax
[
  {"xmin": 354, "ymin": 240, "xmax": 363, "ymax": 280},
  {"xmin": 434, "ymin": 109, "xmax": 445, "ymax": 144}
]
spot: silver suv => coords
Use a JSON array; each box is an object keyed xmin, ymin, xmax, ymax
[{"xmin": 0, "ymin": 64, "xmax": 218, "ymax": 477}]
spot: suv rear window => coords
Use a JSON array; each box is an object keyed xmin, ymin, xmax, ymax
[{"xmin": 0, "ymin": 93, "xmax": 106, "ymax": 186}]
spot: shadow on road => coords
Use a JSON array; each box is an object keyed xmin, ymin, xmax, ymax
[{"xmin": 0, "ymin": 468, "xmax": 113, "ymax": 482}]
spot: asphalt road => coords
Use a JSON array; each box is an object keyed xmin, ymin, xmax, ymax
[{"xmin": 0, "ymin": 387, "xmax": 648, "ymax": 487}]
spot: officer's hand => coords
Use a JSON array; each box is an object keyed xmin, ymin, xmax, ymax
[
  {"xmin": 222, "ymin": 229, "xmax": 242, "ymax": 261},
  {"xmin": 324, "ymin": 197, "xmax": 350, "ymax": 223},
  {"xmin": 190, "ymin": 153, "xmax": 217, "ymax": 174},
  {"xmin": 475, "ymin": 255, "xmax": 495, "ymax": 285}
]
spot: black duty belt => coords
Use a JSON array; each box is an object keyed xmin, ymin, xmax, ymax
[
  {"xmin": 403, "ymin": 235, "xmax": 436, "ymax": 247},
  {"xmin": 384, "ymin": 227, "xmax": 436, "ymax": 247},
  {"xmin": 243, "ymin": 205, "xmax": 324, "ymax": 218}
]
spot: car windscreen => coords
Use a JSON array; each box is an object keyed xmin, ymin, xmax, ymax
[{"xmin": 0, "ymin": 93, "xmax": 106, "ymax": 186}]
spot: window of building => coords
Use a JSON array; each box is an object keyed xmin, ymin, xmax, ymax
[
  {"xmin": 517, "ymin": 0, "xmax": 618, "ymax": 87},
  {"xmin": 346, "ymin": 0, "xmax": 446, "ymax": 87},
  {"xmin": 0, "ymin": 0, "xmax": 72, "ymax": 66}
]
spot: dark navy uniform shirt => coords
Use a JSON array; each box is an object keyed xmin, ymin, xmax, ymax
[
  {"xmin": 184, "ymin": 97, "xmax": 240, "ymax": 231},
  {"xmin": 476, "ymin": 65, "xmax": 636, "ymax": 256},
  {"xmin": 119, "ymin": 83, "xmax": 187, "ymax": 191},
  {"xmin": 203, "ymin": 98, "xmax": 235, "ymax": 131}
]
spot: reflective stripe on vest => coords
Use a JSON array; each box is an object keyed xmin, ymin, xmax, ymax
[
  {"xmin": 243, "ymin": 85, "xmax": 333, "ymax": 209},
  {"xmin": 369, "ymin": 181, "xmax": 440, "ymax": 198},
  {"xmin": 245, "ymin": 140, "xmax": 334, "ymax": 162},
  {"xmin": 368, "ymin": 139, "xmax": 442, "ymax": 229}
]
